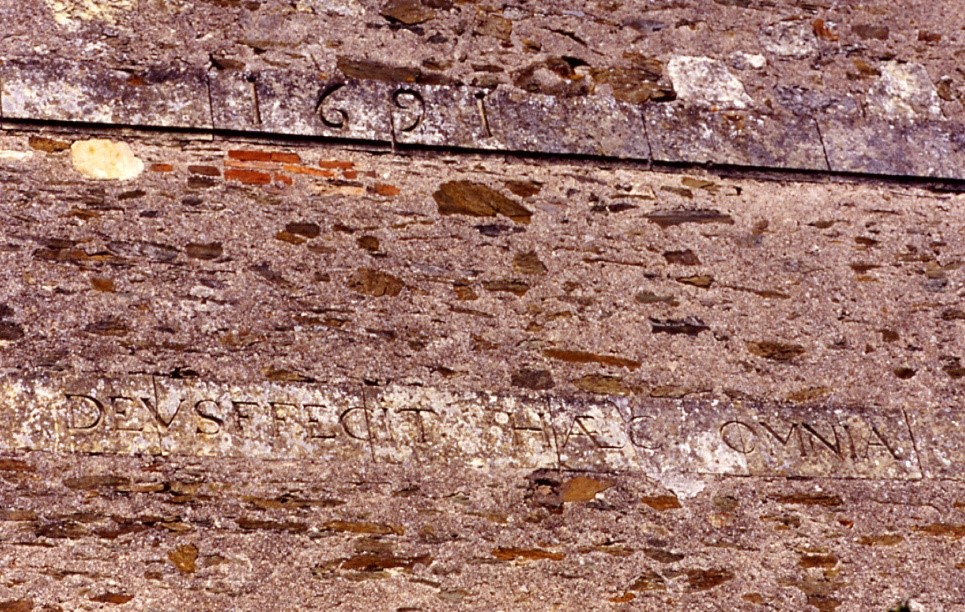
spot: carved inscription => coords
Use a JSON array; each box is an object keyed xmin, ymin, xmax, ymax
[
  {"xmin": 316, "ymin": 83, "xmax": 349, "ymax": 129},
  {"xmin": 391, "ymin": 88, "xmax": 425, "ymax": 133},
  {"xmin": 316, "ymin": 82, "xmax": 427, "ymax": 134},
  {"xmin": 718, "ymin": 410, "xmax": 921, "ymax": 479},
  {"xmin": 0, "ymin": 377, "xmax": 935, "ymax": 479}
]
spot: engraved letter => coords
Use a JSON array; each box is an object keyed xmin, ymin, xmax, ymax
[
  {"xmin": 720, "ymin": 420, "xmax": 757, "ymax": 454},
  {"xmin": 502, "ymin": 410, "xmax": 552, "ymax": 450},
  {"xmin": 800, "ymin": 423, "xmax": 843, "ymax": 458},
  {"xmin": 391, "ymin": 88, "xmax": 425, "ymax": 133},
  {"xmin": 475, "ymin": 90, "xmax": 492, "ymax": 138},
  {"xmin": 194, "ymin": 399, "xmax": 224, "ymax": 435},
  {"xmin": 64, "ymin": 394, "xmax": 103, "ymax": 431},
  {"xmin": 232, "ymin": 400, "xmax": 260, "ymax": 432},
  {"xmin": 317, "ymin": 83, "xmax": 348, "ymax": 129},
  {"xmin": 398, "ymin": 407, "xmax": 437, "ymax": 444},
  {"xmin": 866, "ymin": 423, "xmax": 901, "ymax": 461},
  {"xmin": 340, "ymin": 406, "xmax": 373, "ymax": 442},
  {"xmin": 628, "ymin": 415, "xmax": 663, "ymax": 450},
  {"xmin": 109, "ymin": 396, "xmax": 145, "ymax": 432},
  {"xmin": 141, "ymin": 394, "xmax": 185, "ymax": 429},
  {"xmin": 758, "ymin": 421, "xmax": 803, "ymax": 456},
  {"xmin": 269, "ymin": 401, "xmax": 298, "ymax": 434},
  {"xmin": 559, "ymin": 415, "xmax": 623, "ymax": 450},
  {"xmin": 304, "ymin": 403, "xmax": 337, "ymax": 440}
]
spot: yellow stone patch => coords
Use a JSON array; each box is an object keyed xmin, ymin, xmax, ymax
[
  {"xmin": 45, "ymin": 0, "xmax": 136, "ymax": 26},
  {"xmin": 70, "ymin": 139, "xmax": 144, "ymax": 181}
]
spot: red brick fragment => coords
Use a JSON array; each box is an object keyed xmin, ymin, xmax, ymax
[
  {"xmin": 318, "ymin": 160, "xmax": 355, "ymax": 170},
  {"xmin": 225, "ymin": 168, "xmax": 271, "ymax": 185},
  {"xmin": 228, "ymin": 150, "xmax": 273, "ymax": 162},
  {"xmin": 271, "ymin": 152, "xmax": 302, "ymax": 164},
  {"xmin": 372, "ymin": 183, "xmax": 401, "ymax": 197},
  {"xmin": 150, "ymin": 163, "xmax": 174, "ymax": 172},
  {"xmin": 283, "ymin": 164, "xmax": 335, "ymax": 178},
  {"xmin": 188, "ymin": 165, "xmax": 221, "ymax": 177}
]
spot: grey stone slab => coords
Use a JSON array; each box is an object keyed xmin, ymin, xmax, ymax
[
  {"xmin": 254, "ymin": 72, "xmax": 391, "ymax": 140},
  {"xmin": 0, "ymin": 376, "xmax": 923, "ymax": 481},
  {"xmin": 646, "ymin": 103, "xmax": 828, "ymax": 170},
  {"xmin": 487, "ymin": 88, "xmax": 650, "ymax": 159},
  {"xmin": 906, "ymin": 405, "xmax": 965, "ymax": 480},
  {"xmin": 820, "ymin": 115, "xmax": 965, "ymax": 179},
  {"xmin": 208, "ymin": 69, "xmax": 259, "ymax": 132},
  {"xmin": 390, "ymin": 85, "xmax": 495, "ymax": 149},
  {"xmin": 0, "ymin": 57, "xmax": 211, "ymax": 129}
]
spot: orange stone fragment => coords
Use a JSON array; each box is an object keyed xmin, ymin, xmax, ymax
[
  {"xmin": 283, "ymin": 164, "xmax": 335, "ymax": 178},
  {"xmin": 318, "ymin": 160, "xmax": 355, "ymax": 169},
  {"xmin": 270, "ymin": 152, "xmax": 301, "ymax": 164},
  {"xmin": 492, "ymin": 547, "xmax": 565, "ymax": 562},
  {"xmin": 641, "ymin": 494, "xmax": 682, "ymax": 511},
  {"xmin": 372, "ymin": 183, "xmax": 401, "ymax": 196},
  {"xmin": 225, "ymin": 168, "xmax": 271, "ymax": 185},
  {"xmin": 228, "ymin": 150, "xmax": 273, "ymax": 162}
]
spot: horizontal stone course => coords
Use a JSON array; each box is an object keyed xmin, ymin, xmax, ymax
[{"xmin": 3, "ymin": 56, "xmax": 963, "ymax": 178}]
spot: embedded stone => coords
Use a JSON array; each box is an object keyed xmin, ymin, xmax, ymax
[{"xmin": 69, "ymin": 139, "xmax": 144, "ymax": 181}]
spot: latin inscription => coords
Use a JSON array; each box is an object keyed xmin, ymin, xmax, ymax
[{"xmin": 0, "ymin": 377, "xmax": 937, "ymax": 480}]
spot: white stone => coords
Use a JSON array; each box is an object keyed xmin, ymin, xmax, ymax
[
  {"xmin": 759, "ymin": 20, "xmax": 816, "ymax": 59},
  {"xmin": 70, "ymin": 139, "xmax": 144, "ymax": 181},
  {"xmin": 0, "ymin": 150, "xmax": 33, "ymax": 161},
  {"xmin": 731, "ymin": 52, "xmax": 767, "ymax": 70},
  {"xmin": 870, "ymin": 61, "xmax": 943, "ymax": 120},
  {"xmin": 666, "ymin": 56, "xmax": 753, "ymax": 109}
]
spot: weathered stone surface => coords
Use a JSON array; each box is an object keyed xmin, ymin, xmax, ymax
[
  {"xmin": 488, "ymin": 88, "xmax": 650, "ymax": 158},
  {"xmin": 647, "ymin": 104, "xmax": 828, "ymax": 170},
  {"xmin": 5, "ymin": 1, "xmax": 962, "ymax": 175},
  {"xmin": 0, "ymin": 120, "xmax": 962, "ymax": 608},
  {"xmin": 0, "ymin": 451, "xmax": 961, "ymax": 609},
  {"xmin": 1, "ymin": 1, "xmax": 964, "ymax": 606},
  {"xmin": 0, "ymin": 58, "xmax": 211, "ymax": 128},
  {"xmin": 208, "ymin": 69, "xmax": 259, "ymax": 132},
  {"xmin": 820, "ymin": 114, "xmax": 965, "ymax": 179},
  {"xmin": 0, "ymin": 128, "xmax": 959, "ymax": 411}
]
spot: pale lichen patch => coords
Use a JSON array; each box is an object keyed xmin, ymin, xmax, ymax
[
  {"xmin": 45, "ymin": 0, "xmax": 136, "ymax": 26},
  {"xmin": 869, "ymin": 62, "xmax": 943, "ymax": 120},
  {"xmin": 70, "ymin": 139, "xmax": 144, "ymax": 181}
]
